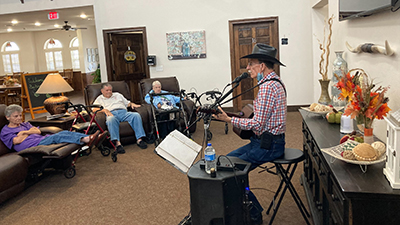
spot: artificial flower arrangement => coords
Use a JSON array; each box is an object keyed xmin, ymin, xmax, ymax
[
  {"xmin": 335, "ymin": 68, "xmax": 391, "ymax": 129},
  {"xmin": 3, "ymin": 76, "xmax": 19, "ymax": 86}
]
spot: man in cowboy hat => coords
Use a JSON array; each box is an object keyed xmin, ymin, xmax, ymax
[{"xmin": 214, "ymin": 43, "xmax": 286, "ymax": 225}]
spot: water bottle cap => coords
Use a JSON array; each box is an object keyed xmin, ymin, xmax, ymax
[{"xmin": 207, "ymin": 143, "xmax": 211, "ymax": 146}]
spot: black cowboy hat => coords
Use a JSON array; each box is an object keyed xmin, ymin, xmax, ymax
[{"xmin": 241, "ymin": 43, "xmax": 285, "ymax": 66}]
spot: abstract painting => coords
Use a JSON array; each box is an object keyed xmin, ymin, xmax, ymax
[{"xmin": 166, "ymin": 30, "xmax": 206, "ymax": 60}]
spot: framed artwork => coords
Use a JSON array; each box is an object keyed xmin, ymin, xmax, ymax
[
  {"xmin": 95, "ymin": 48, "xmax": 98, "ymax": 54},
  {"xmin": 86, "ymin": 48, "xmax": 91, "ymax": 55},
  {"xmin": 91, "ymin": 48, "xmax": 96, "ymax": 55},
  {"xmin": 166, "ymin": 30, "xmax": 206, "ymax": 60}
]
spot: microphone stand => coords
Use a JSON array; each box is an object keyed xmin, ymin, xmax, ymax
[{"xmin": 183, "ymin": 82, "xmax": 240, "ymax": 136}]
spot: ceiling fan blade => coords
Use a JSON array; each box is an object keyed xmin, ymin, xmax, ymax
[
  {"xmin": 47, "ymin": 28, "xmax": 63, "ymax": 31},
  {"xmin": 74, "ymin": 27, "xmax": 88, "ymax": 30}
]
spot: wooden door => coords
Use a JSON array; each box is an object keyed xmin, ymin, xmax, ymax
[
  {"xmin": 103, "ymin": 27, "xmax": 149, "ymax": 103},
  {"xmin": 229, "ymin": 17, "xmax": 279, "ymax": 111}
]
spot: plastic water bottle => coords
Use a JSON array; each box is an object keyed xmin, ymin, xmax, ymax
[{"xmin": 204, "ymin": 143, "xmax": 216, "ymax": 174}]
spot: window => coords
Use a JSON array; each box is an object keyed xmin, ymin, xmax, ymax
[
  {"xmin": 1, "ymin": 41, "xmax": 21, "ymax": 74},
  {"xmin": 44, "ymin": 38, "xmax": 63, "ymax": 71},
  {"xmin": 69, "ymin": 37, "xmax": 80, "ymax": 69}
]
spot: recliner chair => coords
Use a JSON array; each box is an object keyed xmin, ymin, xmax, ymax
[
  {"xmin": 138, "ymin": 76, "xmax": 197, "ymax": 135},
  {"xmin": 0, "ymin": 104, "xmax": 83, "ymax": 204},
  {"xmin": 84, "ymin": 81, "xmax": 152, "ymax": 145}
]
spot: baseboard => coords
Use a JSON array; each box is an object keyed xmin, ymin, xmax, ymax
[{"xmin": 288, "ymin": 105, "xmax": 308, "ymax": 112}]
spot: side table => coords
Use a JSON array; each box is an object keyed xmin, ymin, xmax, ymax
[{"xmin": 29, "ymin": 115, "xmax": 78, "ymax": 130}]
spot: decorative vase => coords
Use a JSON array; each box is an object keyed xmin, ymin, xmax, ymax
[
  {"xmin": 331, "ymin": 51, "xmax": 348, "ymax": 107},
  {"xmin": 364, "ymin": 127, "xmax": 374, "ymax": 144},
  {"xmin": 318, "ymin": 79, "xmax": 331, "ymax": 105}
]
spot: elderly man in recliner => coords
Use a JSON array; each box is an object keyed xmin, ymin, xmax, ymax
[{"xmin": 93, "ymin": 83, "xmax": 148, "ymax": 153}]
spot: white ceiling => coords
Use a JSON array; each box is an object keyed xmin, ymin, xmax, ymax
[{"xmin": 0, "ymin": 5, "xmax": 95, "ymax": 34}]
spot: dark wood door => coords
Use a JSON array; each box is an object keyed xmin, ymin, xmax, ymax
[
  {"xmin": 229, "ymin": 17, "xmax": 279, "ymax": 111},
  {"xmin": 104, "ymin": 27, "xmax": 149, "ymax": 104}
]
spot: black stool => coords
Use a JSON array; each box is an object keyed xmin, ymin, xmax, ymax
[{"xmin": 264, "ymin": 148, "xmax": 310, "ymax": 225}]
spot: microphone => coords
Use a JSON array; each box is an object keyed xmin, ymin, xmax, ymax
[{"xmin": 230, "ymin": 72, "xmax": 249, "ymax": 85}]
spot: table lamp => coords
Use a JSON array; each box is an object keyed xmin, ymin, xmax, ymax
[{"xmin": 36, "ymin": 73, "xmax": 74, "ymax": 115}]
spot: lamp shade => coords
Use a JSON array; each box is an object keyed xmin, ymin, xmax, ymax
[{"xmin": 36, "ymin": 73, "xmax": 74, "ymax": 94}]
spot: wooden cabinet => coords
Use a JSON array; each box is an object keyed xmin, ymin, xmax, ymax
[{"xmin": 300, "ymin": 110, "xmax": 400, "ymax": 225}]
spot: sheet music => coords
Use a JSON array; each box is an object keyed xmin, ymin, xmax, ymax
[{"xmin": 155, "ymin": 130, "xmax": 202, "ymax": 173}]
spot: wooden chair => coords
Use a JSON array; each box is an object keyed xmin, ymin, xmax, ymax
[
  {"xmin": 13, "ymin": 72, "xmax": 22, "ymax": 83},
  {"xmin": 7, "ymin": 89, "xmax": 21, "ymax": 105},
  {"xmin": 63, "ymin": 69, "xmax": 74, "ymax": 88},
  {"xmin": 0, "ymin": 90, "xmax": 9, "ymax": 105}
]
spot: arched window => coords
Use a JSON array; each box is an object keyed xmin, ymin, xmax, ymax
[
  {"xmin": 1, "ymin": 41, "xmax": 21, "ymax": 74},
  {"xmin": 44, "ymin": 38, "xmax": 63, "ymax": 71},
  {"xmin": 69, "ymin": 37, "xmax": 80, "ymax": 69}
]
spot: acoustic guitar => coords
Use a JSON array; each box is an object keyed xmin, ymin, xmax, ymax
[
  {"xmin": 196, "ymin": 104, "xmax": 255, "ymax": 139},
  {"xmin": 227, "ymin": 104, "xmax": 254, "ymax": 139}
]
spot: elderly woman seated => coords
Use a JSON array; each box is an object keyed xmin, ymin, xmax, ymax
[
  {"xmin": 0, "ymin": 104, "xmax": 101, "ymax": 152},
  {"xmin": 144, "ymin": 80, "xmax": 184, "ymax": 139}
]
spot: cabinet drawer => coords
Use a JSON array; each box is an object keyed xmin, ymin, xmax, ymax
[
  {"xmin": 318, "ymin": 159, "xmax": 329, "ymax": 188},
  {"xmin": 330, "ymin": 183, "xmax": 346, "ymax": 224}
]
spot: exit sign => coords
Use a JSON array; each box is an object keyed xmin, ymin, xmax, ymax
[{"xmin": 48, "ymin": 12, "xmax": 59, "ymax": 20}]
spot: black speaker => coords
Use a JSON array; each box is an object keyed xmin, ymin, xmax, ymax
[{"xmin": 187, "ymin": 157, "xmax": 251, "ymax": 225}]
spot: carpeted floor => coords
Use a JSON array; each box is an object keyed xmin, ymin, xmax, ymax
[{"xmin": 1, "ymin": 93, "xmax": 310, "ymax": 225}]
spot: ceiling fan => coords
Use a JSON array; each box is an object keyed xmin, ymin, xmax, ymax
[{"xmin": 48, "ymin": 21, "xmax": 87, "ymax": 31}]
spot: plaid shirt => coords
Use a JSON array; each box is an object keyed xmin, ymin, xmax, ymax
[{"xmin": 231, "ymin": 71, "xmax": 286, "ymax": 136}]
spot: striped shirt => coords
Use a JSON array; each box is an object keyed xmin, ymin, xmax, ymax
[{"xmin": 231, "ymin": 71, "xmax": 286, "ymax": 136}]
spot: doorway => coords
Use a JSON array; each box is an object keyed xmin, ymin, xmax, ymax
[
  {"xmin": 229, "ymin": 17, "xmax": 279, "ymax": 112},
  {"xmin": 103, "ymin": 27, "xmax": 150, "ymax": 103}
]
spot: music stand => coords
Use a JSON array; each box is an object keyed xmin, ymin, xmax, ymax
[{"xmin": 154, "ymin": 130, "xmax": 202, "ymax": 173}]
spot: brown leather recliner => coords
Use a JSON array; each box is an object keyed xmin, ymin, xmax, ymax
[
  {"xmin": 84, "ymin": 81, "xmax": 152, "ymax": 145},
  {"xmin": 138, "ymin": 76, "xmax": 197, "ymax": 134},
  {"xmin": 0, "ymin": 104, "xmax": 81, "ymax": 204}
]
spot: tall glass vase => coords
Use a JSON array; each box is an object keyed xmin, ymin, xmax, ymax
[
  {"xmin": 318, "ymin": 79, "xmax": 331, "ymax": 105},
  {"xmin": 331, "ymin": 51, "xmax": 348, "ymax": 107}
]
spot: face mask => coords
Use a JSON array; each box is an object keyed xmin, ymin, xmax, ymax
[{"xmin": 257, "ymin": 72, "xmax": 264, "ymax": 81}]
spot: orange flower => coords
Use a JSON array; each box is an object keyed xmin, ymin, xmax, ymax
[{"xmin": 335, "ymin": 68, "xmax": 391, "ymax": 129}]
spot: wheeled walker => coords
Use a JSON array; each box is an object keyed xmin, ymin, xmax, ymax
[{"xmin": 67, "ymin": 103, "xmax": 118, "ymax": 162}]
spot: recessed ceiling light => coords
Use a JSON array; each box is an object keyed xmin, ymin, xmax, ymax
[
  {"xmin": 80, "ymin": 14, "xmax": 87, "ymax": 19},
  {"xmin": 35, "ymin": 22, "xmax": 41, "ymax": 26},
  {"xmin": 11, "ymin": 20, "xmax": 18, "ymax": 24},
  {"xmin": 54, "ymin": 24, "xmax": 60, "ymax": 28},
  {"xmin": 7, "ymin": 28, "xmax": 12, "ymax": 32}
]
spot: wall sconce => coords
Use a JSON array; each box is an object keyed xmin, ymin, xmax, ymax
[
  {"xmin": 49, "ymin": 38, "xmax": 55, "ymax": 45},
  {"xmin": 5, "ymin": 41, "xmax": 12, "ymax": 47}
]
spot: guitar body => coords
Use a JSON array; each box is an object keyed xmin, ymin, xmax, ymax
[{"xmin": 230, "ymin": 104, "xmax": 254, "ymax": 139}]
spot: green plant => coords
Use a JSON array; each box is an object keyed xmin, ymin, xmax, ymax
[{"xmin": 91, "ymin": 64, "xmax": 101, "ymax": 83}]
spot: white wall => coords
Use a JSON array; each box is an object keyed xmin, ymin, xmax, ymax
[
  {"xmin": 93, "ymin": 0, "xmax": 314, "ymax": 107},
  {"xmin": 0, "ymin": 28, "xmax": 97, "ymax": 74},
  {"xmin": 315, "ymin": 0, "xmax": 400, "ymax": 141},
  {"xmin": 2, "ymin": 0, "xmax": 397, "ymax": 140},
  {"xmin": 1, "ymin": 0, "xmax": 314, "ymax": 107},
  {"xmin": 33, "ymin": 30, "xmax": 78, "ymax": 72},
  {"xmin": 78, "ymin": 25, "xmax": 98, "ymax": 73},
  {"xmin": 0, "ymin": 31, "xmax": 37, "ymax": 73}
]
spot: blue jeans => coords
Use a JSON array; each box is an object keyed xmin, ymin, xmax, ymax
[
  {"xmin": 106, "ymin": 109, "xmax": 146, "ymax": 142},
  {"xmin": 227, "ymin": 134, "xmax": 285, "ymax": 218},
  {"xmin": 39, "ymin": 130, "xmax": 88, "ymax": 145}
]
